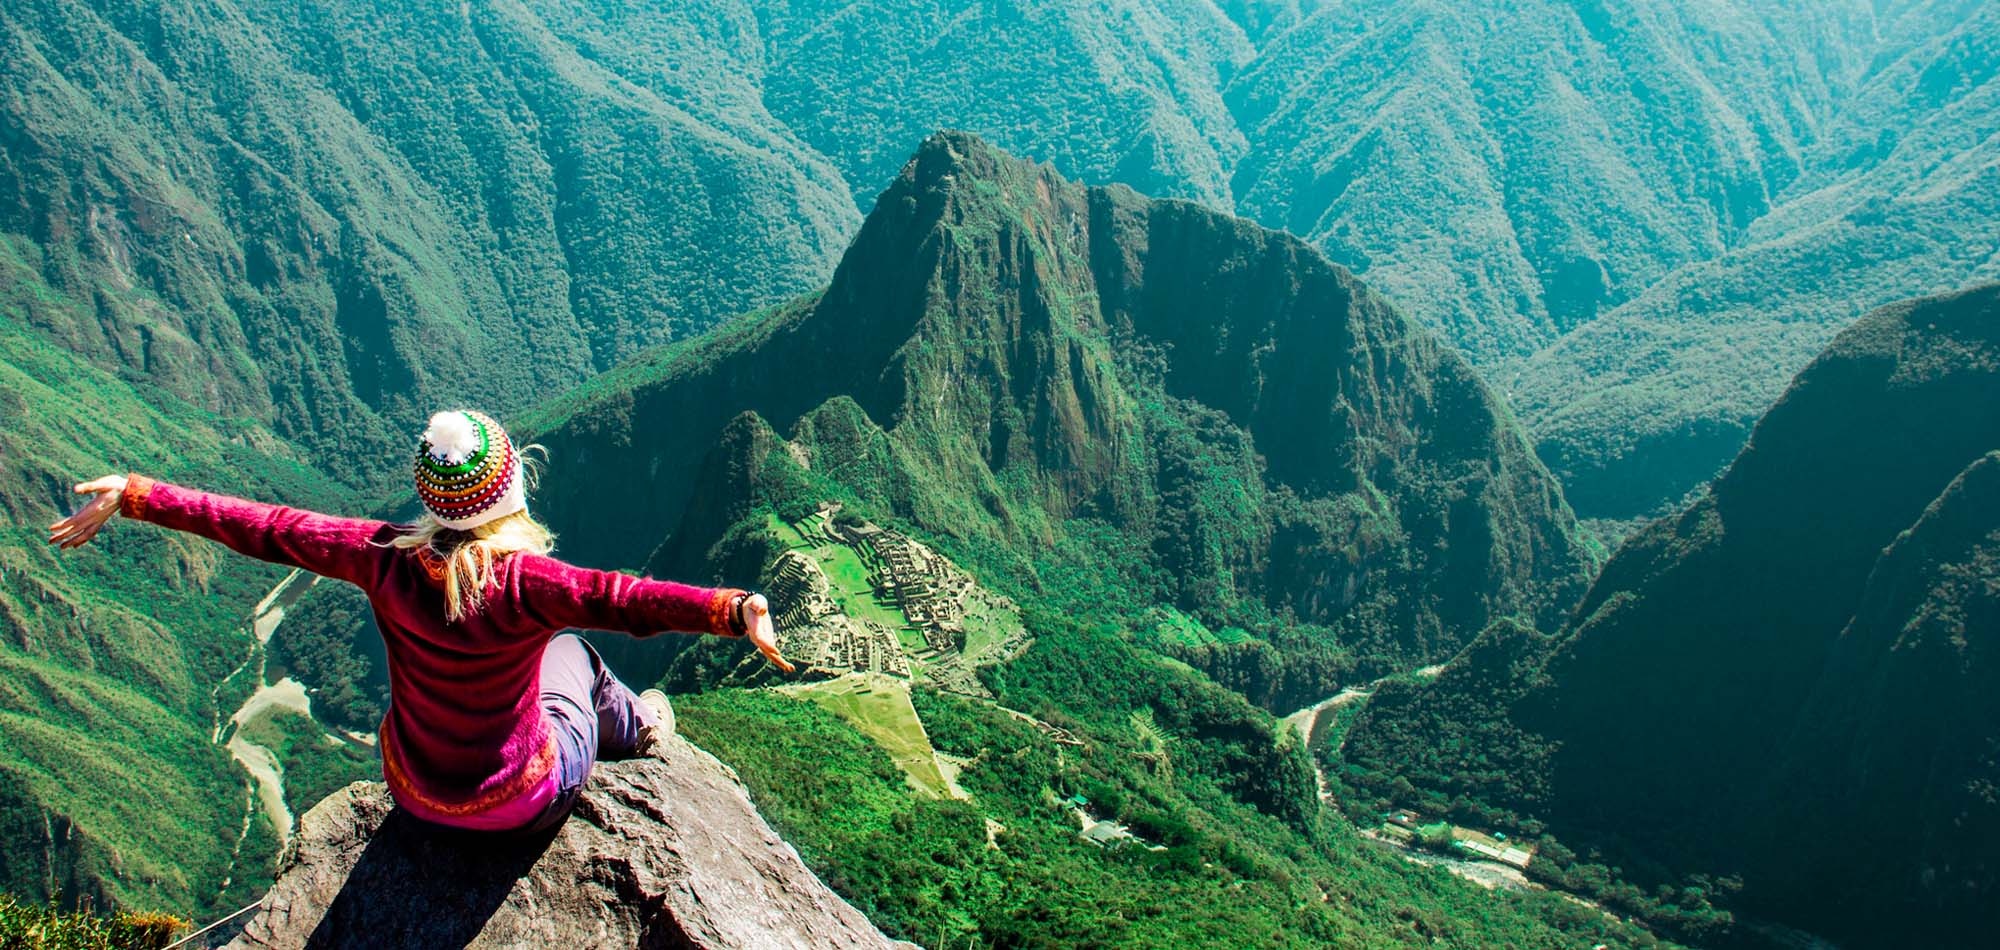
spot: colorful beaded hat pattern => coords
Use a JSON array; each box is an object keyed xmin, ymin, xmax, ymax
[{"xmin": 414, "ymin": 410, "xmax": 527, "ymax": 530}]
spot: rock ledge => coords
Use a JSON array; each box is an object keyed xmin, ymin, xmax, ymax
[{"xmin": 225, "ymin": 734, "xmax": 911, "ymax": 949}]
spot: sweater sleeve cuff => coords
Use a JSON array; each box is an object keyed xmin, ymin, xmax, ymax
[
  {"xmin": 120, "ymin": 474, "xmax": 158, "ymax": 521},
  {"xmin": 706, "ymin": 587, "xmax": 750, "ymax": 637}
]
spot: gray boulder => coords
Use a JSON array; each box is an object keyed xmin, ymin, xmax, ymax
[{"xmin": 224, "ymin": 734, "xmax": 913, "ymax": 949}]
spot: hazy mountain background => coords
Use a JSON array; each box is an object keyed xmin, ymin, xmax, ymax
[
  {"xmin": 0, "ymin": 0, "xmax": 1995, "ymax": 946},
  {"xmin": 10, "ymin": 0, "xmax": 1994, "ymax": 514}
]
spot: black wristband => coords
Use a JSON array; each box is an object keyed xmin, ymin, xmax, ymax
[{"xmin": 728, "ymin": 592, "xmax": 751, "ymax": 637}]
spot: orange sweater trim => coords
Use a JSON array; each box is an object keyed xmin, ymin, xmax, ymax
[
  {"xmin": 380, "ymin": 717, "xmax": 559, "ymax": 818},
  {"xmin": 708, "ymin": 587, "xmax": 748, "ymax": 637},
  {"xmin": 120, "ymin": 474, "xmax": 157, "ymax": 521}
]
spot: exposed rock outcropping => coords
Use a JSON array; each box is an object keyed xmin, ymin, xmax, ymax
[{"xmin": 225, "ymin": 734, "xmax": 912, "ymax": 949}]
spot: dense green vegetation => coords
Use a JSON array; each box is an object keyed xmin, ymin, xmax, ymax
[
  {"xmin": 3, "ymin": 2, "xmax": 1996, "ymax": 944},
  {"xmin": 268, "ymin": 582, "xmax": 387, "ymax": 734},
  {"xmin": 680, "ymin": 670, "xmax": 1664, "ymax": 949},
  {"xmin": 752, "ymin": 0, "xmax": 1253, "ymax": 214},
  {"xmin": 234, "ymin": 708, "xmax": 374, "ymax": 820},
  {"xmin": 1510, "ymin": 1, "xmax": 2000, "ymax": 518},
  {"xmin": 0, "ymin": 270, "xmax": 341, "ymax": 915},
  {"xmin": 1229, "ymin": 0, "xmax": 1845, "ymax": 360},
  {"xmin": 1332, "ymin": 624, "xmax": 1739, "ymax": 940},
  {"xmin": 529, "ymin": 132, "xmax": 1594, "ymax": 688},
  {"xmin": 0, "ymin": 894, "xmax": 183, "ymax": 950},
  {"xmin": 1341, "ymin": 283, "xmax": 2000, "ymax": 947},
  {"xmin": 1336, "ymin": 620, "xmax": 1558, "ymax": 835},
  {"xmin": 0, "ymin": 0, "xmax": 858, "ymax": 490}
]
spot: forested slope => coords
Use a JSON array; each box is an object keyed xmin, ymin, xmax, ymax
[
  {"xmin": 3, "ymin": 0, "xmax": 1997, "ymax": 933},
  {"xmin": 1341, "ymin": 282, "xmax": 2000, "ymax": 947},
  {"xmin": 525, "ymin": 131, "xmax": 1595, "ymax": 685},
  {"xmin": 516, "ymin": 129, "xmax": 1639, "ymax": 950},
  {"xmin": 1515, "ymin": 0, "xmax": 2000, "ymax": 516}
]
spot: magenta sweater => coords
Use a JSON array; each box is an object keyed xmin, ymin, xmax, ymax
[{"xmin": 122, "ymin": 475, "xmax": 745, "ymax": 826}]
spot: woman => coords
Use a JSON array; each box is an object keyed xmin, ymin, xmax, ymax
[{"xmin": 46, "ymin": 409, "xmax": 792, "ymax": 833}]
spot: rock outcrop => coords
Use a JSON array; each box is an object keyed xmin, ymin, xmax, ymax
[{"xmin": 224, "ymin": 734, "xmax": 912, "ymax": 949}]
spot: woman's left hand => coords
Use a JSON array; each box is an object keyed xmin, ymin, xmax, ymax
[
  {"xmin": 48, "ymin": 475, "xmax": 129, "ymax": 550},
  {"xmin": 742, "ymin": 593, "xmax": 795, "ymax": 673}
]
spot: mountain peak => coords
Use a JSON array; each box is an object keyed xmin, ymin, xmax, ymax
[
  {"xmin": 534, "ymin": 134, "xmax": 1592, "ymax": 672},
  {"xmin": 870, "ymin": 128, "xmax": 1069, "ymax": 234},
  {"xmin": 904, "ymin": 129, "xmax": 1017, "ymax": 188}
]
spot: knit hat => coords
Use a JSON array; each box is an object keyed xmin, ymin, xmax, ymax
[{"xmin": 414, "ymin": 410, "xmax": 527, "ymax": 530}]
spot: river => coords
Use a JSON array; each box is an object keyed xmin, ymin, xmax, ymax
[
  {"xmin": 221, "ymin": 569, "xmax": 320, "ymax": 852},
  {"xmin": 1279, "ymin": 664, "xmax": 1443, "ymax": 748}
]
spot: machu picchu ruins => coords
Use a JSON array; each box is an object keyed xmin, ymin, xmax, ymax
[
  {"xmin": 833, "ymin": 520, "xmax": 966, "ymax": 657},
  {"xmin": 767, "ymin": 549, "xmax": 910, "ymax": 679},
  {"xmin": 763, "ymin": 504, "xmax": 1027, "ymax": 696}
]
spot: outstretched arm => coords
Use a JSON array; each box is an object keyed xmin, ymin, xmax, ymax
[
  {"xmin": 48, "ymin": 474, "xmax": 390, "ymax": 588},
  {"xmin": 515, "ymin": 557, "xmax": 794, "ymax": 672}
]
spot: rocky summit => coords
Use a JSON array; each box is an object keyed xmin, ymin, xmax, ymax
[{"xmin": 223, "ymin": 735, "xmax": 909, "ymax": 950}]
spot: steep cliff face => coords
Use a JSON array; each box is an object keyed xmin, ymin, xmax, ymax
[
  {"xmin": 1342, "ymin": 282, "xmax": 2000, "ymax": 946},
  {"xmin": 1530, "ymin": 283, "xmax": 2000, "ymax": 853},
  {"xmin": 1757, "ymin": 449, "xmax": 2000, "ymax": 939},
  {"xmin": 1526, "ymin": 285, "xmax": 2000, "ymax": 946},
  {"xmin": 525, "ymin": 132, "xmax": 1593, "ymax": 679},
  {"xmin": 224, "ymin": 736, "xmax": 912, "ymax": 950}
]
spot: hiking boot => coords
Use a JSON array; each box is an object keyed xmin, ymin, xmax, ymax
[{"xmin": 637, "ymin": 689, "xmax": 675, "ymax": 755}]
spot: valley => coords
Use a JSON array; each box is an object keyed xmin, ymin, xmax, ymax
[
  {"xmin": 218, "ymin": 570, "xmax": 317, "ymax": 854},
  {"xmin": 523, "ymin": 132, "xmax": 1649, "ymax": 947},
  {"xmin": 208, "ymin": 569, "xmax": 377, "ymax": 903},
  {"xmin": 0, "ymin": 3, "xmax": 1994, "ymax": 946}
]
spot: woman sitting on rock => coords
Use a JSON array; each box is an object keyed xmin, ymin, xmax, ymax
[{"xmin": 47, "ymin": 410, "xmax": 792, "ymax": 833}]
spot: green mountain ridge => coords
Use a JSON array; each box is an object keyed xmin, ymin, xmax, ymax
[
  {"xmin": 525, "ymin": 131, "xmax": 1596, "ymax": 687},
  {"xmin": 1341, "ymin": 281, "xmax": 2000, "ymax": 947},
  {"xmin": 507, "ymin": 131, "xmax": 1655, "ymax": 948},
  {"xmin": 1225, "ymin": 0, "xmax": 1845, "ymax": 358},
  {"xmin": 9, "ymin": 0, "xmax": 1996, "ymax": 523},
  {"xmin": 1, "ymin": 0, "xmax": 860, "ymax": 487},
  {"xmin": 1512, "ymin": 0, "xmax": 2000, "ymax": 517}
]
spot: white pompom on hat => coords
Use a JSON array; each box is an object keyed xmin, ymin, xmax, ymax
[{"xmin": 413, "ymin": 410, "xmax": 527, "ymax": 530}]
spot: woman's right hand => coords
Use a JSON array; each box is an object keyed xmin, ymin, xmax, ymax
[
  {"xmin": 741, "ymin": 593, "xmax": 795, "ymax": 673},
  {"xmin": 47, "ymin": 475, "xmax": 129, "ymax": 550}
]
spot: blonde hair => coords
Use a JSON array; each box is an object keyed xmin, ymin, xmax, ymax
[
  {"xmin": 390, "ymin": 445, "xmax": 553, "ymax": 621},
  {"xmin": 392, "ymin": 510, "xmax": 555, "ymax": 621}
]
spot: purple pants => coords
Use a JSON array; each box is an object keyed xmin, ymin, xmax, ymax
[{"xmin": 522, "ymin": 633, "xmax": 656, "ymax": 832}]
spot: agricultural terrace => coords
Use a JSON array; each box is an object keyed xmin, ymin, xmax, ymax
[{"xmin": 776, "ymin": 674, "xmax": 962, "ymax": 800}]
